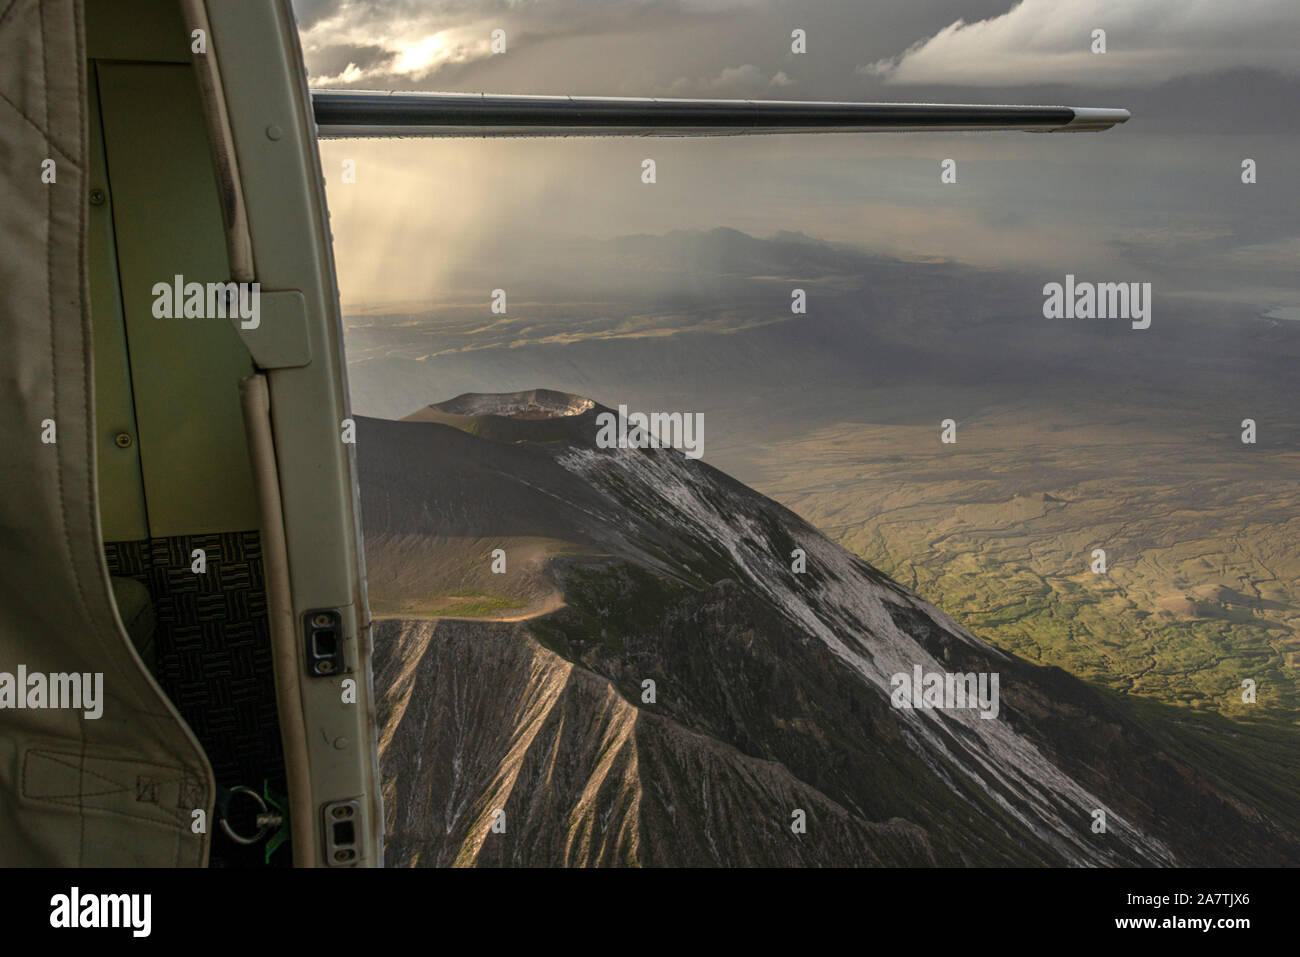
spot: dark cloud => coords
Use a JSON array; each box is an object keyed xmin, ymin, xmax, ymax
[
  {"xmin": 290, "ymin": 0, "xmax": 342, "ymax": 31},
  {"xmin": 301, "ymin": 0, "xmax": 1300, "ymax": 316}
]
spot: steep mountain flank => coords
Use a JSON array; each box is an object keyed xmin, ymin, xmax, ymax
[{"xmin": 360, "ymin": 394, "xmax": 1300, "ymax": 866}]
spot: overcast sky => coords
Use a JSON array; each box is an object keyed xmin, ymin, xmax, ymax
[{"xmin": 292, "ymin": 0, "xmax": 1300, "ymax": 313}]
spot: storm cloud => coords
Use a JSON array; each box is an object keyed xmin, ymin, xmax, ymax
[
  {"xmin": 296, "ymin": 0, "xmax": 1300, "ymax": 321},
  {"xmin": 861, "ymin": 0, "xmax": 1300, "ymax": 87}
]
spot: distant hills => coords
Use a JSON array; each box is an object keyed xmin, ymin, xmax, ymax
[{"xmin": 343, "ymin": 229, "xmax": 1300, "ymax": 725}]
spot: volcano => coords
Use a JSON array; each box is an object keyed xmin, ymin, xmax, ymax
[{"xmin": 357, "ymin": 391, "xmax": 1300, "ymax": 867}]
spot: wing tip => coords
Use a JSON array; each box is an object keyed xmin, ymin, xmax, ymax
[{"xmin": 1064, "ymin": 107, "xmax": 1131, "ymax": 131}]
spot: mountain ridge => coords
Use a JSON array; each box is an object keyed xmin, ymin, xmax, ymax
[{"xmin": 361, "ymin": 391, "xmax": 1300, "ymax": 866}]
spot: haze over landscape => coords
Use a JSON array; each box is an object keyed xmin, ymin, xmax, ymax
[{"xmin": 344, "ymin": 228, "xmax": 1300, "ymax": 722}]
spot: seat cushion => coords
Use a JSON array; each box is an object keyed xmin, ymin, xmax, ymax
[{"xmin": 110, "ymin": 575, "xmax": 155, "ymax": 658}]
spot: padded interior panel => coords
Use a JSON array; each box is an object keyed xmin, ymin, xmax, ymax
[{"xmin": 0, "ymin": 0, "xmax": 213, "ymax": 867}]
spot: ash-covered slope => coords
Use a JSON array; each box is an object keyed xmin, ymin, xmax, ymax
[{"xmin": 359, "ymin": 392, "xmax": 1300, "ymax": 867}]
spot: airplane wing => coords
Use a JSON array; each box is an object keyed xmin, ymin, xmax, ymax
[{"xmin": 311, "ymin": 90, "xmax": 1130, "ymax": 138}]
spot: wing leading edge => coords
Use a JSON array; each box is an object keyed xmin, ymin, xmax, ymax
[{"xmin": 311, "ymin": 90, "xmax": 1130, "ymax": 139}]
